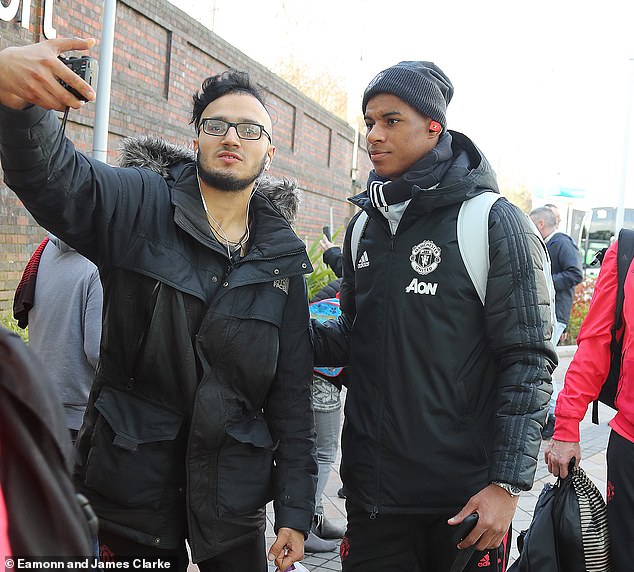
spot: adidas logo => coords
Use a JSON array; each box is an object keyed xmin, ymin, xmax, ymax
[
  {"xmin": 357, "ymin": 250, "xmax": 370, "ymax": 269},
  {"xmin": 477, "ymin": 553, "xmax": 491, "ymax": 567}
]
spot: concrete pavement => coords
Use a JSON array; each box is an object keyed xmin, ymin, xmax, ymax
[{"xmin": 264, "ymin": 345, "xmax": 614, "ymax": 571}]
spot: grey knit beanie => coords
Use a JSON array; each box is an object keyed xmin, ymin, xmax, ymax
[{"xmin": 362, "ymin": 61, "xmax": 454, "ymax": 130}]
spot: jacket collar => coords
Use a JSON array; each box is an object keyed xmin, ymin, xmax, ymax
[
  {"xmin": 170, "ymin": 163, "xmax": 310, "ymax": 266},
  {"xmin": 350, "ymin": 130, "xmax": 500, "ymax": 216}
]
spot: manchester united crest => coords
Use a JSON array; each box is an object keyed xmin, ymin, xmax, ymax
[{"xmin": 410, "ymin": 241, "xmax": 441, "ymax": 275}]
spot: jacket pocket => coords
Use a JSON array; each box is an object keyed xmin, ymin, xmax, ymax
[
  {"xmin": 217, "ymin": 414, "xmax": 276, "ymax": 516},
  {"xmin": 84, "ymin": 386, "xmax": 183, "ymax": 509}
]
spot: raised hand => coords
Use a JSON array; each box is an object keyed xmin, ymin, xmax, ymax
[{"xmin": 0, "ymin": 37, "xmax": 96, "ymax": 111}]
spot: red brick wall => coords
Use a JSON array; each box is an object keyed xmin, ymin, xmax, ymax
[{"xmin": 0, "ymin": 0, "xmax": 371, "ymax": 312}]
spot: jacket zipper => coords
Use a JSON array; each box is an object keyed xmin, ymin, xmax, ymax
[
  {"xmin": 241, "ymin": 247, "xmax": 306, "ymax": 263},
  {"xmin": 220, "ymin": 248, "xmax": 309, "ymax": 289},
  {"xmin": 371, "ymin": 225, "xmax": 396, "ymax": 519},
  {"xmin": 222, "ymin": 261, "xmax": 234, "ymax": 286}
]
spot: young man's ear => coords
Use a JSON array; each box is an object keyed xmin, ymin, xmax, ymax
[{"xmin": 264, "ymin": 146, "xmax": 276, "ymax": 171}]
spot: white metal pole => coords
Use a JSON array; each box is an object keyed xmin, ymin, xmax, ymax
[
  {"xmin": 616, "ymin": 58, "xmax": 634, "ymax": 234},
  {"xmin": 92, "ymin": 0, "xmax": 117, "ymax": 163}
]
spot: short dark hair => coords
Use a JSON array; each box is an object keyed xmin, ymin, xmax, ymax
[{"xmin": 191, "ymin": 70, "xmax": 267, "ymax": 133}]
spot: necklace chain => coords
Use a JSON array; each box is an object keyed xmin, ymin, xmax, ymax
[
  {"xmin": 196, "ymin": 165, "xmax": 263, "ymax": 260},
  {"xmin": 199, "ymin": 192, "xmax": 250, "ymax": 259},
  {"xmin": 206, "ymin": 214, "xmax": 248, "ymax": 248}
]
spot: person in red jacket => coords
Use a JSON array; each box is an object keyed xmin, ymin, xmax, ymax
[{"xmin": 545, "ymin": 237, "xmax": 634, "ymax": 572}]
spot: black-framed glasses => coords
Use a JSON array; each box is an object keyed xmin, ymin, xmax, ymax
[{"xmin": 199, "ymin": 118, "xmax": 271, "ymax": 142}]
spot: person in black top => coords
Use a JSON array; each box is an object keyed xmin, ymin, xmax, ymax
[
  {"xmin": 0, "ymin": 38, "xmax": 316, "ymax": 572},
  {"xmin": 312, "ymin": 60, "xmax": 556, "ymax": 571}
]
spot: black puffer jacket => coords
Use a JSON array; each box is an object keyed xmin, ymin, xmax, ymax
[
  {"xmin": 312, "ymin": 131, "xmax": 557, "ymax": 515},
  {"xmin": 0, "ymin": 107, "xmax": 317, "ymax": 562}
]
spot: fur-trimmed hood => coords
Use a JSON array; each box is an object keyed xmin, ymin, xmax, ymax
[{"xmin": 117, "ymin": 136, "xmax": 301, "ymax": 224}]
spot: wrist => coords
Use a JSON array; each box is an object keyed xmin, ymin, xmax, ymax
[
  {"xmin": 551, "ymin": 415, "xmax": 580, "ymax": 442},
  {"xmin": 491, "ymin": 481, "xmax": 522, "ymax": 497},
  {"xmin": 0, "ymin": 94, "xmax": 30, "ymax": 110}
]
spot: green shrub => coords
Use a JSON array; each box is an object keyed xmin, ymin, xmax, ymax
[
  {"xmin": 305, "ymin": 228, "xmax": 342, "ymax": 301},
  {"xmin": 0, "ymin": 312, "xmax": 28, "ymax": 343},
  {"xmin": 563, "ymin": 275, "xmax": 597, "ymax": 345}
]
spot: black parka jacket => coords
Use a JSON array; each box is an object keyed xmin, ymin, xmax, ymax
[
  {"xmin": 312, "ymin": 131, "xmax": 557, "ymax": 516},
  {"xmin": 0, "ymin": 106, "xmax": 317, "ymax": 562}
]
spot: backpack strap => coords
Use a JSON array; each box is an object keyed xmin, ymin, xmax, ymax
[
  {"xmin": 350, "ymin": 210, "xmax": 369, "ymax": 270},
  {"xmin": 350, "ymin": 194, "xmax": 554, "ymax": 320},
  {"xmin": 351, "ymin": 194, "xmax": 498, "ymax": 286},
  {"xmin": 351, "ymin": 192, "xmax": 501, "ymax": 305},
  {"xmin": 613, "ymin": 229, "xmax": 634, "ymax": 335},
  {"xmin": 351, "ymin": 193, "xmax": 500, "ymax": 303},
  {"xmin": 457, "ymin": 192, "xmax": 501, "ymax": 305},
  {"xmin": 592, "ymin": 228, "xmax": 634, "ymax": 423}
]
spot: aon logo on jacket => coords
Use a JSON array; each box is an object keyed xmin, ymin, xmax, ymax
[{"xmin": 405, "ymin": 278, "xmax": 438, "ymax": 296}]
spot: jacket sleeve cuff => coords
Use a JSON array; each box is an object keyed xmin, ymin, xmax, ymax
[
  {"xmin": 552, "ymin": 415, "xmax": 580, "ymax": 442},
  {"xmin": 323, "ymin": 246, "xmax": 342, "ymax": 264},
  {"xmin": 273, "ymin": 506, "xmax": 313, "ymax": 538},
  {"xmin": 0, "ymin": 102, "xmax": 48, "ymax": 128}
]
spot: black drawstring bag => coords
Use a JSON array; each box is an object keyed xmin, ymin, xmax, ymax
[{"xmin": 509, "ymin": 461, "xmax": 611, "ymax": 571}]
